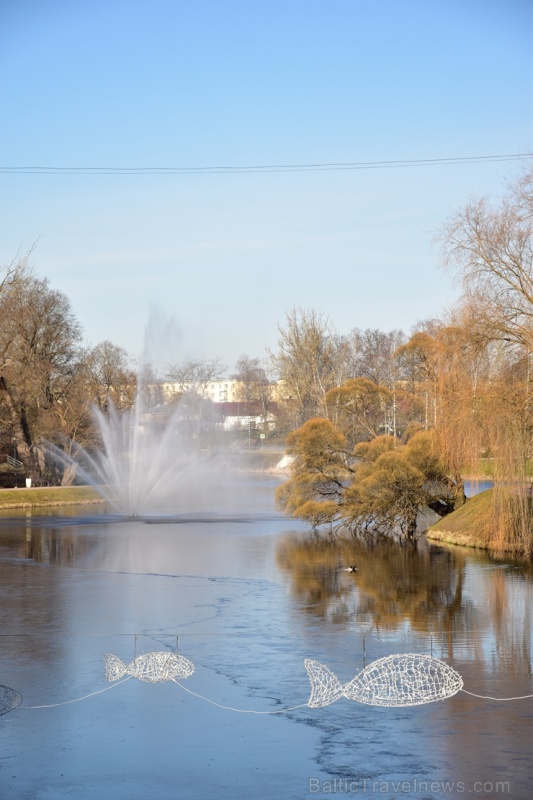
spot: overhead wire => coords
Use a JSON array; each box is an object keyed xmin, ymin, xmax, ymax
[{"xmin": 1, "ymin": 153, "xmax": 532, "ymax": 175}]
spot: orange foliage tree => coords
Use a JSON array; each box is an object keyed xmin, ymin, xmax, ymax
[{"xmin": 276, "ymin": 420, "xmax": 462, "ymax": 537}]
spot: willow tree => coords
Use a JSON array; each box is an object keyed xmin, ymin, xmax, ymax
[
  {"xmin": 276, "ymin": 418, "xmax": 461, "ymax": 538},
  {"xmin": 342, "ymin": 431, "xmax": 462, "ymax": 537},
  {"xmin": 440, "ymin": 170, "xmax": 533, "ymax": 556},
  {"xmin": 275, "ymin": 417, "xmax": 354, "ymax": 529},
  {"xmin": 325, "ymin": 377, "xmax": 392, "ymax": 444},
  {"xmin": 395, "ymin": 331, "xmax": 440, "ymax": 429}
]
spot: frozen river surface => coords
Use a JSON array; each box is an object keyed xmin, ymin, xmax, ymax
[{"xmin": 0, "ymin": 475, "xmax": 532, "ymax": 799}]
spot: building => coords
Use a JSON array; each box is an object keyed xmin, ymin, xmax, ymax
[
  {"xmin": 159, "ymin": 379, "xmax": 243, "ymax": 404},
  {"xmin": 216, "ymin": 402, "xmax": 278, "ymax": 431}
]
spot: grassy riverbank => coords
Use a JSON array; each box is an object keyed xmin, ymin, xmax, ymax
[
  {"xmin": 428, "ymin": 487, "xmax": 533, "ymax": 558},
  {"xmin": 0, "ymin": 486, "xmax": 104, "ymax": 509},
  {"xmin": 427, "ymin": 490, "xmax": 492, "ymax": 549}
]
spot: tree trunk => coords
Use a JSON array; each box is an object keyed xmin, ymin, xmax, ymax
[
  {"xmin": 0, "ymin": 377, "xmax": 39, "ymax": 475},
  {"xmin": 60, "ymin": 463, "xmax": 77, "ymax": 486}
]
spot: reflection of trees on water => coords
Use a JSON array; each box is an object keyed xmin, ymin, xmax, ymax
[
  {"xmin": 276, "ymin": 532, "xmax": 470, "ymax": 633},
  {"xmin": 276, "ymin": 535, "xmax": 350, "ymax": 617},
  {"xmin": 276, "ymin": 532, "xmax": 533, "ymax": 671},
  {"xmin": 485, "ymin": 567, "xmax": 532, "ymax": 677},
  {"xmin": 16, "ymin": 526, "xmax": 92, "ymax": 567},
  {"xmin": 0, "ymin": 525, "xmax": 95, "ymax": 668}
]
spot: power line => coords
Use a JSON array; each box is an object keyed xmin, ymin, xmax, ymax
[{"xmin": 1, "ymin": 153, "xmax": 532, "ymax": 175}]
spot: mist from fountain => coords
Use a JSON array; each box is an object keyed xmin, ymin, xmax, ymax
[
  {"xmin": 56, "ymin": 312, "xmax": 236, "ymax": 518},
  {"xmin": 74, "ymin": 393, "xmax": 213, "ymax": 518}
]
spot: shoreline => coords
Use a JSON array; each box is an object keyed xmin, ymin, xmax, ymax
[
  {"xmin": 0, "ymin": 486, "xmax": 105, "ymax": 510},
  {"xmin": 426, "ymin": 527, "xmax": 485, "ymax": 550}
]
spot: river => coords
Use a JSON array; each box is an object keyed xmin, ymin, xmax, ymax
[{"xmin": 0, "ymin": 474, "xmax": 531, "ymax": 799}]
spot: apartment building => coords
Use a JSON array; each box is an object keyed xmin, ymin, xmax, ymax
[{"xmin": 159, "ymin": 379, "xmax": 243, "ymax": 403}]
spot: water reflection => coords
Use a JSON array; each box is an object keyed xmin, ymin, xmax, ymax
[
  {"xmin": 0, "ymin": 517, "xmax": 97, "ymax": 567},
  {"xmin": 276, "ymin": 532, "xmax": 533, "ymax": 673},
  {"xmin": 1, "ymin": 490, "xmax": 533, "ymax": 798}
]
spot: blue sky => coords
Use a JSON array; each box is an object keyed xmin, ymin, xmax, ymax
[{"xmin": 1, "ymin": 0, "xmax": 532, "ymax": 372}]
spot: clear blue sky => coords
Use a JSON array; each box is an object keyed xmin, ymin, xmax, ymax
[{"xmin": 1, "ymin": 0, "xmax": 532, "ymax": 373}]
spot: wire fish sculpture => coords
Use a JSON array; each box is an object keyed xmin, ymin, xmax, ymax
[
  {"xmin": 305, "ymin": 654, "xmax": 464, "ymax": 707},
  {"xmin": 104, "ymin": 651, "xmax": 195, "ymax": 684},
  {"xmin": 0, "ymin": 683, "xmax": 23, "ymax": 716}
]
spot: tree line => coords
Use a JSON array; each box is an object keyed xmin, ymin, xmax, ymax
[
  {"xmin": 0, "ymin": 252, "xmax": 137, "ymax": 483},
  {"xmin": 273, "ymin": 170, "xmax": 533, "ymax": 557},
  {"xmin": 2, "ymin": 169, "xmax": 532, "ymax": 556}
]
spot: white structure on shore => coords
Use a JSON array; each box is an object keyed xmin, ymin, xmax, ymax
[
  {"xmin": 160, "ymin": 379, "xmax": 243, "ymax": 404},
  {"xmin": 150, "ymin": 379, "xmax": 280, "ymax": 432}
]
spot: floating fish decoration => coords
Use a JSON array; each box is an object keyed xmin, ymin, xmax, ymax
[
  {"xmin": 0, "ymin": 683, "xmax": 22, "ymax": 716},
  {"xmin": 104, "ymin": 651, "xmax": 195, "ymax": 684},
  {"xmin": 305, "ymin": 654, "xmax": 463, "ymax": 707}
]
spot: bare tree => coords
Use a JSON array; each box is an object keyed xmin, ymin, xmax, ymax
[
  {"xmin": 270, "ymin": 308, "xmax": 339, "ymax": 427},
  {"xmin": 165, "ymin": 357, "xmax": 226, "ymax": 425},
  {"xmin": 344, "ymin": 328, "xmax": 406, "ymax": 387},
  {"xmin": 0, "ymin": 261, "xmax": 83, "ymax": 475},
  {"xmin": 231, "ymin": 354, "xmax": 275, "ymax": 431},
  {"xmin": 166, "ymin": 357, "xmax": 226, "ymax": 396},
  {"xmin": 440, "ymin": 169, "xmax": 533, "ymax": 352},
  {"xmin": 83, "ymin": 340, "xmax": 136, "ymax": 411},
  {"xmin": 231, "ymin": 355, "xmax": 270, "ymax": 402}
]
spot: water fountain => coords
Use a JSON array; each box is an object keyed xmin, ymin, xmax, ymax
[
  {"xmin": 53, "ymin": 313, "xmax": 232, "ymax": 518},
  {"xmin": 70, "ymin": 389, "xmax": 215, "ymax": 518}
]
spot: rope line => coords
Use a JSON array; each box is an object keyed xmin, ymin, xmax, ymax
[
  {"xmin": 4, "ymin": 649, "xmax": 533, "ymax": 714},
  {"xmin": 22, "ymin": 678, "xmax": 131, "ymax": 709},
  {"xmin": 172, "ymin": 680, "xmax": 308, "ymax": 714},
  {"xmin": 14, "ymin": 681, "xmax": 533, "ymax": 712},
  {"xmin": 460, "ymin": 689, "xmax": 533, "ymax": 701}
]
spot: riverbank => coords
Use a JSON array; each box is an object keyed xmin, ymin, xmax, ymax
[
  {"xmin": 428, "ymin": 487, "xmax": 533, "ymax": 559},
  {"xmin": 0, "ymin": 485, "xmax": 104, "ymax": 509},
  {"xmin": 427, "ymin": 490, "xmax": 491, "ymax": 549}
]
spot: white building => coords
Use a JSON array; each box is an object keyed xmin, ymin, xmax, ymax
[
  {"xmin": 216, "ymin": 402, "xmax": 278, "ymax": 431},
  {"xmin": 159, "ymin": 379, "xmax": 243, "ymax": 403}
]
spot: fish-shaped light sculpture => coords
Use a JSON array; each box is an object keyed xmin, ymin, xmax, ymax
[
  {"xmin": 104, "ymin": 651, "xmax": 195, "ymax": 684},
  {"xmin": 305, "ymin": 654, "xmax": 463, "ymax": 707},
  {"xmin": 0, "ymin": 684, "xmax": 22, "ymax": 716}
]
